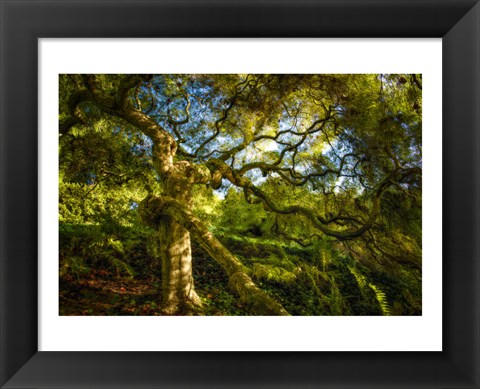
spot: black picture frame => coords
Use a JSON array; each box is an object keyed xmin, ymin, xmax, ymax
[{"xmin": 1, "ymin": 0, "xmax": 479, "ymax": 387}]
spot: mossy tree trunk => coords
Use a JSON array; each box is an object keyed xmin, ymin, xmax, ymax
[
  {"xmin": 155, "ymin": 165, "xmax": 203, "ymax": 314},
  {"xmin": 139, "ymin": 195, "xmax": 290, "ymax": 316}
]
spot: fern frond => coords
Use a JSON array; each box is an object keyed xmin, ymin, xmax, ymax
[
  {"xmin": 109, "ymin": 257, "xmax": 135, "ymax": 279},
  {"xmin": 348, "ymin": 266, "xmax": 368, "ymax": 292},
  {"xmin": 368, "ymin": 283, "xmax": 392, "ymax": 316},
  {"xmin": 349, "ymin": 266, "xmax": 392, "ymax": 316}
]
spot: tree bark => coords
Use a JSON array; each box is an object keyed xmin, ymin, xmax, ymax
[
  {"xmin": 155, "ymin": 164, "xmax": 203, "ymax": 314},
  {"xmin": 157, "ymin": 215, "xmax": 201, "ymax": 314},
  {"xmin": 139, "ymin": 195, "xmax": 290, "ymax": 316}
]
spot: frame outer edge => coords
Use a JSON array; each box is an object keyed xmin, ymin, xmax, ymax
[
  {"xmin": 0, "ymin": 0, "xmax": 5, "ymax": 387},
  {"xmin": 0, "ymin": 0, "xmax": 479, "ymax": 388},
  {"xmin": 443, "ymin": 2, "xmax": 480, "ymax": 387},
  {"xmin": 474, "ymin": 4, "xmax": 480, "ymax": 388},
  {"xmin": 0, "ymin": 0, "xmax": 39, "ymax": 387}
]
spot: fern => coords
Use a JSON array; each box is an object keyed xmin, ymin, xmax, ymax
[
  {"xmin": 109, "ymin": 257, "xmax": 135, "ymax": 279},
  {"xmin": 348, "ymin": 266, "xmax": 368, "ymax": 291},
  {"xmin": 348, "ymin": 266, "xmax": 392, "ymax": 316},
  {"xmin": 368, "ymin": 283, "xmax": 392, "ymax": 316},
  {"xmin": 329, "ymin": 277, "xmax": 345, "ymax": 315},
  {"xmin": 59, "ymin": 255, "xmax": 90, "ymax": 280}
]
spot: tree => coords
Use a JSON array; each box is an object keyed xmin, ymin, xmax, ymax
[{"xmin": 59, "ymin": 74, "xmax": 422, "ymax": 315}]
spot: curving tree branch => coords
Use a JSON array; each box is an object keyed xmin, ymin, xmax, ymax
[{"xmin": 206, "ymin": 157, "xmax": 420, "ymax": 241}]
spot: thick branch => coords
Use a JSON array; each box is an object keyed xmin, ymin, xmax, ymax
[
  {"xmin": 206, "ymin": 159, "xmax": 420, "ymax": 241},
  {"xmin": 59, "ymin": 90, "xmax": 91, "ymax": 134},
  {"xmin": 78, "ymin": 75, "xmax": 178, "ymax": 174}
]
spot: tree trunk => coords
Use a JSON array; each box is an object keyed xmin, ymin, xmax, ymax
[
  {"xmin": 122, "ymin": 103, "xmax": 205, "ymax": 314},
  {"xmin": 157, "ymin": 215, "xmax": 201, "ymax": 314},
  {"xmin": 156, "ymin": 167, "xmax": 202, "ymax": 315},
  {"xmin": 140, "ymin": 195, "xmax": 290, "ymax": 316}
]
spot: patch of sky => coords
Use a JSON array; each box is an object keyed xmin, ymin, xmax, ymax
[
  {"xmin": 253, "ymin": 138, "xmax": 279, "ymax": 152},
  {"xmin": 246, "ymin": 170, "xmax": 268, "ymax": 187}
]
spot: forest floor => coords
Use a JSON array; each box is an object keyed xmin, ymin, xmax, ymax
[
  {"xmin": 59, "ymin": 245, "xmax": 252, "ymax": 316},
  {"xmin": 59, "ymin": 231, "xmax": 417, "ymax": 316},
  {"xmin": 60, "ymin": 275, "xmax": 162, "ymax": 315}
]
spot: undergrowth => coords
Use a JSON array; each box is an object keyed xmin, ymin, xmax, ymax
[{"xmin": 59, "ymin": 223, "xmax": 421, "ymax": 316}]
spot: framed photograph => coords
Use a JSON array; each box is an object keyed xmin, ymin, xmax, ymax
[{"xmin": 1, "ymin": 0, "xmax": 479, "ymax": 388}]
